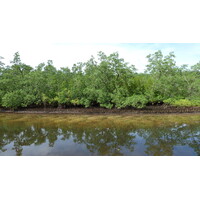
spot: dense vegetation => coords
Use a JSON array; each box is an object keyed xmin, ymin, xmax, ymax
[{"xmin": 0, "ymin": 51, "xmax": 200, "ymax": 110}]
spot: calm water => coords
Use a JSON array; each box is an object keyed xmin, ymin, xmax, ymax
[{"xmin": 0, "ymin": 113, "xmax": 200, "ymax": 156}]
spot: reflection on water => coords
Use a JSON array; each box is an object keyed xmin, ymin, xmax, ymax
[{"xmin": 0, "ymin": 114, "xmax": 200, "ymax": 156}]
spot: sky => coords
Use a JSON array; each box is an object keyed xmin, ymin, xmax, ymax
[
  {"xmin": 0, "ymin": 0, "xmax": 200, "ymax": 72},
  {"xmin": 1, "ymin": 43, "xmax": 200, "ymax": 72}
]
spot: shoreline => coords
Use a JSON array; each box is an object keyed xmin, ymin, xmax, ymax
[{"xmin": 1, "ymin": 106, "xmax": 200, "ymax": 115}]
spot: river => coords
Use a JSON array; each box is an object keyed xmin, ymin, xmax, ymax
[{"xmin": 0, "ymin": 113, "xmax": 199, "ymax": 156}]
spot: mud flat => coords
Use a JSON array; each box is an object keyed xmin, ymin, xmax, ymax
[{"xmin": 1, "ymin": 105, "xmax": 200, "ymax": 114}]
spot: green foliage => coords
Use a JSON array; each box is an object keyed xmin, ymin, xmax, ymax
[
  {"xmin": 0, "ymin": 51, "xmax": 200, "ymax": 110},
  {"xmin": 164, "ymin": 98, "xmax": 200, "ymax": 107},
  {"xmin": 122, "ymin": 95, "xmax": 148, "ymax": 108},
  {"xmin": 146, "ymin": 50, "xmax": 176, "ymax": 76},
  {"xmin": 71, "ymin": 99, "xmax": 81, "ymax": 106},
  {"xmin": 2, "ymin": 90, "xmax": 36, "ymax": 109},
  {"xmin": 191, "ymin": 62, "xmax": 200, "ymax": 72},
  {"xmin": 54, "ymin": 89, "xmax": 71, "ymax": 105},
  {"xmin": 2, "ymin": 92, "xmax": 19, "ymax": 109},
  {"xmin": 173, "ymin": 99, "xmax": 194, "ymax": 107}
]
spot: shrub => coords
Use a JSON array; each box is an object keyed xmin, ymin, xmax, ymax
[
  {"xmin": 2, "ymin": 91, "xmax": 23, "ymax": 109},
  {"xmin": 163, "ymin": 98, "xmax": 176, "ymax": 105},
  {"xmin": 164, "ymin": 98, "xmax": 200, "ymax": 107},
  {"xmin": 123, "ymin": 95, "xmax": 148, "ymax": 108},
  {"xmin": 2, "ymin": 90, "xmax": 36, "ymax": 109}
]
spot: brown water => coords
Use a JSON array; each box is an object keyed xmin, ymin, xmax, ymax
[{"xmin": 0, "ymin": 113, "xmax": 200, "ymax": 156}]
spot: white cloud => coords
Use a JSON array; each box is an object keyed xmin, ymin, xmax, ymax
[
  {"xmin": 0, "ymin": 43, "xmax": 151, "ymax": 72},
  {"xmin": 1, "ymin": 43, "xmax": 200, "ymax": 72},
  {"xmin": 1, "ymin": 1, "xmax": 200, "ymax": 72}
]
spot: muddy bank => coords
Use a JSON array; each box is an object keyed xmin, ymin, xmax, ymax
[{"xmin": 1, "ymin": 105, "xmax": 200, "ymax": 114}]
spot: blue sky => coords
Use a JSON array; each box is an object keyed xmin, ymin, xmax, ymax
[
  {"xmin": 116, "ymin": 43, "xmax": 200, "ymax": 71},
  {"xmin": 1, "ymin": 43, "xmax": 200, "ymax": 72}
]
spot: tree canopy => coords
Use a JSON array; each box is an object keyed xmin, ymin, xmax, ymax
[{"xmin": 0, "ymin": 51, "xmax": 200, "ymax": 109}]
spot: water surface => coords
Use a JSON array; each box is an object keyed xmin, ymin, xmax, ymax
[{"xmin": 0, "ymin": 114, "xmax": 200, "ymax": 156}]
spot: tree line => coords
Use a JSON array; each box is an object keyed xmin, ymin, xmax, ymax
[{"xmin": 0, "ymin": 50, "xmax": 200, "ymax": 109}]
